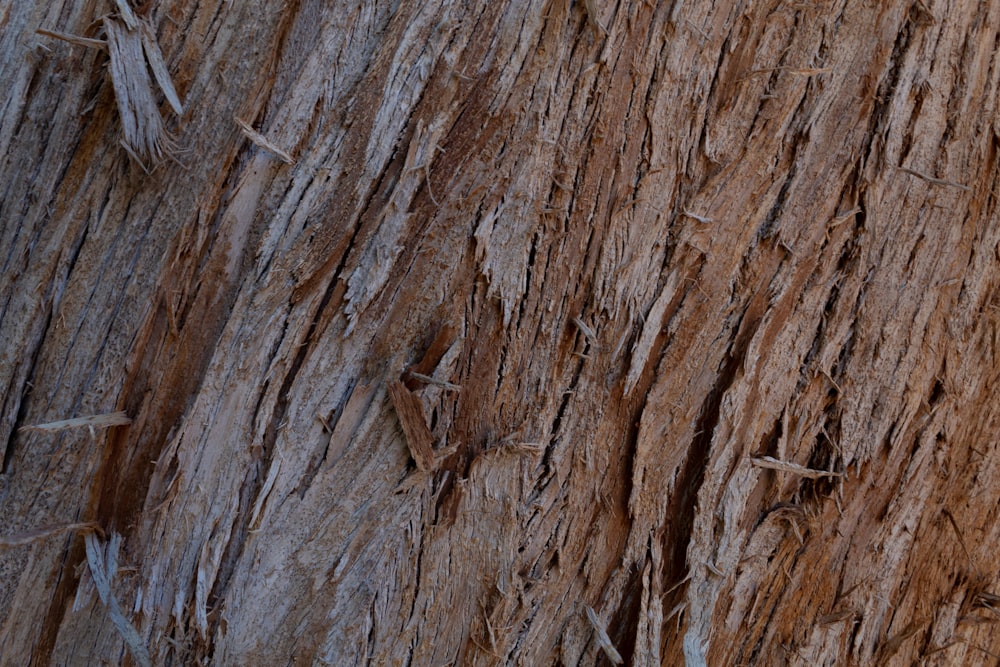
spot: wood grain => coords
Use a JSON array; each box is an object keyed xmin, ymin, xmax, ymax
[{"xmin": 2, "ymin": 0, "xmax": 1000, "ymax": 665}]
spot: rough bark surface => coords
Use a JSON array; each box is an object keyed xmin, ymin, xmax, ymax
[{"xmin": 3, "ymin": 0, "xmax": 1000, "ymax": 665}]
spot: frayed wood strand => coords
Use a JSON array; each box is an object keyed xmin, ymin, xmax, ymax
[
  {"xmin": 235, "ymin": 117, "xmax": 295, "ymax": 164},
  {"xmin": 751, "ymin": 455, "xmax": 843, "ymax": 478},
  {"xmin": 84, "ymin": 532, "xmax": 152, "ymax": 667},
  {"xmin": 102, "ymin": 2, "xmax": 183, "ymax": 167},
  {"xmin": 585, "ymin": 605, "xmax": 624, "ymax": 664},
  {"xmin": 19, "ymin": 411, "xmax": 131, "ymax": 433},
  {"xmin": 0, "ymin": 522, "xmax": 100, "ymax": 548},
  {"xmin": 405, "ymin": 370, "xmax": 461, "ymax": 391},
  {"xmin": 39, "ymin": 2, "xmax": 184, "ymax": 166},
  {"xmin": 105, "ymin": 18, "xmax": 174, "ymax": 164},
  {"xmin": 141, "ymin": 22, "xmax": 183, "ymax": 116},
  {"xmin": 112, "ymin": 0, "xmax": 140, "ymax": 30},
  {"xmin": 35, "ymin": 29, "xmax": 107, "ymax": 51}
]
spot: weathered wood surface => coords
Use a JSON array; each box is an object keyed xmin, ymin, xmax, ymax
[{"xmin": 3, "ymin": 0, "xmax": 1000, "ymax": 664}]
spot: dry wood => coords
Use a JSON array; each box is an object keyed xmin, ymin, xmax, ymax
[
  {"xmin": 104, "ymin": 17, "xmax": 172, "ymax": 166},
  {"xmin": 405, "ymin": 370, "xmax": 461, "ymax": 391},
  {"xmin": 140, "ymin": 23, "xmax": 183, "ymax": 117},
  {"xmin": 234, "ymin": 116, "xmax": 294, "ymax": 164},
  {"xmin": 750, "ymin": 455, "xmax": 844, "ymax": 479},
  {"xmin": 4, "ymin": 0, "xmax": 1000, "ymax": 665},
  {"xmin": 18, "ymin": 411, "xmax": 132, "ymax": 433},
  {"xmin": 0, "ymin": 522, "xmax": 99, "ymax": 549},
  {"xmin": 583, "ymin": 0, "xmax": 609, "ymax": 36},
  {"xmin": 91, "ymin": 1, "xmax": 184, "ymax": 167},
  {"xmin": 35, "ymin": 29, "xmax": 108, "ymax": 51},
  {"xmin": 83, "ymin": 533, "xmax": 151, "ymax": 667},
  {"xmin": 585, "ymin": 605, "xmax": 624, "ymax": 664},
  {"xmin": 896, "ymin": 165, "xmax": 970, "ymax": 191},
  {"xmin": 387, "ymin": 380, "xmax": 436, "ymax": 472}
]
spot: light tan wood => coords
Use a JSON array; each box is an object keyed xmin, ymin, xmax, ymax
[{"xmin": 3, "ymin": 0, "xmax": 1000, "ymax": 664}]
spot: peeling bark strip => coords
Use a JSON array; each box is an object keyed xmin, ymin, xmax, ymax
[
  {"xmin": 36, "ymin": 0, "xmax": 183, "ymax": 168},
  {"xmin": 83, "ymin": 533, "xmax": 151, "ymax": 667},
  {"xmin": 585, "ymin": 605, "xmax": 624, "ymax": 664},
  {"xmin": 750, "ymin": 455, "xmax": 843, "ymax": 479},
  {"xmin": 103, "ymin": 5, "xmax": 182, "ymax": 166},
  {"xmin": 5, "ymin": 0, "xmax": 1000, "ymax": 664},
  {"xmin": 18, "ymin": 411, "xmax": 132, "ymax": 433},
  {"xmin": 234, "ymin": 117, "xmax": 295, "ymax": 164},
  {"xmin": 35, "ymin": 29, "xmax": 108, "ymax": 51},
  {"xmin": 105, "ymin": 19, "xmax": 170, "ymax": 165},
  {"xmin": 387, "ymin": 380, "xmax": 435, "ymax": 472},
  {"xmin": 0, "ymin": 522, "xmax": 98, "ymax": 549}
]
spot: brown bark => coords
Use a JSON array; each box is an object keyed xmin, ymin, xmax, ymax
[{"xmin": 3, "ymin": 0, "xmax": 1000, "ymax": 664}]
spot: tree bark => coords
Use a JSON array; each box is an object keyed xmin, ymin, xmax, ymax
[{"xmin": 3, "ymin": 0, "xmax": 1000, "ymax": 664}]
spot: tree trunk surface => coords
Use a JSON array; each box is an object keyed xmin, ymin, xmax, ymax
[{"xmin": 3, "ymin": 0, "xmax": 1000, "ymax": 664}]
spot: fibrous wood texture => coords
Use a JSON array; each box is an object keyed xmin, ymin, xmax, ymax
[{"xmin": 3, "ymin": 0, "xmax": 1000, "ymax": 665}]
